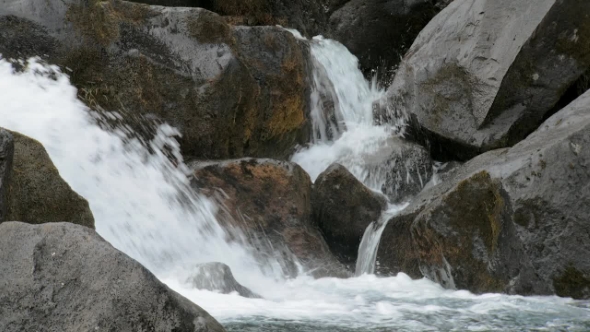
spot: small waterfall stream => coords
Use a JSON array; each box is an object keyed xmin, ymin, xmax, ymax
[{"xmin": 291, "ymin": 36, "xmax": 409, "ymax": 275}]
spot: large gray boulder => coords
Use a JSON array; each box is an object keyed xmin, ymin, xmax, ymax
[
  {"xmin": 328, "ymin": 0, "xmax": 451, "ymax": 82},
  {"xmin": 0, "ymin": 0, "xmax": 311, "ymax": 160},
  {"xmin": 188, "ymin": 262, "xmax": 260, "ymax": 298},
  {"xmin": 312, "ymin": 163, "xmax": 387, "ymax": 266},
  {"xmin": 0, "ymin": 221, "xmax": 226, "ymax": 332},
  {"xmin": 377, "ymin": 89, "xmax": 590, "ymax": 299},
  {"xmin": 385, "ymin": 0, "xmax": 590, "ymax": 160},
  {"xmin": 191, "ymin": 158, "xmax": 351, "ymax": 278}
]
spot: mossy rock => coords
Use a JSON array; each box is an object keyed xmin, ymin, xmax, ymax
[
  {"xmin": 191, "ymin": 158, "xmax": 350, "ymax": 278},
  {"xmin": 377, "ymin": 89, "xmax": 590, "ymax": 298},
  {"xmin": 4, "ymin": 131, "xmax": 94, "ymax": 229}
]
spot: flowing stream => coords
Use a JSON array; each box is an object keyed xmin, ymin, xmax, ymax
[
  {"xmin": 291, "ymin": 35, "xmax": 408, "ymax": 276},
  {"xmin": 1, "ymin": 44, "xmax": 590, "ymax": 331}
]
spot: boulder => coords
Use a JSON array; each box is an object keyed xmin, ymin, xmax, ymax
[
  {"xmin": 187, "ymin": 262, "xmax": 260, "ymax": 298},
  {"xmin": 0, "ymin": 0, "xmax": 311, "ymax": 160},
  {"xmin": 312, "ymin": 163, "xmax": 387, "ymax": 265},
  {"xmin": 0, "ymin": 129, "xmax": 14, "ymax": 221},
  {"xmin": 328, "ymin": 0, "xmax": 451, "ymax": 82},
  {"xmin": 0, "ymin": 221, "xmax": 226, "ymax": 332},
  {"xmin": 2, "ymin": 131, "xmax": 94, "ymax": 228},
  {"xmin": 377, "ymin": 89, "xmax": 590, "ymax": 298},
  {"xmin": 191, "ymin": 158, "xmax": 350, "ymax": 278},
  {"xmin": 385, "ymin": 0, "xmax": 590, "ymax": 160}
]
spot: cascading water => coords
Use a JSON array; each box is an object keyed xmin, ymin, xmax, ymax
[
  {"xmin": 292, "ymin": 36, "xmax": 410, "ymax": 276},
  {"xmin": 0, "ymin": 58, "xmax": 286, "ymax": 287},
  {"xmin": 2, "ymin": 51, "xmax": 590, "ymax": 331}
]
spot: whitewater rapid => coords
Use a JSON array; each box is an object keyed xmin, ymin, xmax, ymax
[{"xmin": 1, "ymin": 53, "xmax": 589, "ymax": 331}]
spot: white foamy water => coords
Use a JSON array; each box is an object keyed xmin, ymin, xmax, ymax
[
  {"xmin": 1, "ymin": 58, "xmax": 589, "ymax": 332},
  {"xmin": 292, "ymin": 37, "xmax": 393, "ymax": 189},
  {"xmin": 355, "ymin": 206, "xmax": 407, "ymax": 276}
]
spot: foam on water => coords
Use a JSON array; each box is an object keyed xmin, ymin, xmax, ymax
[
  {"xmin": 166, "ymin": 274, "xmax": 590, "ymax": 331},
  {"xmin": 0, "ymin": 57, "xmax": 286, "ymax": 288},
  {"xmin": 1, "ymin": 57, "xmax": 589, "ymax": 331}
]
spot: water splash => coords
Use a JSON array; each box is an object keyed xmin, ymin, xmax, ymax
[
  {"xmin": 0, "ymin": 57, "xmax": 286, "ymax": 288},
  {"xmin": 355, "ymin": 205, "xmax": 407, "ymax": 276}
]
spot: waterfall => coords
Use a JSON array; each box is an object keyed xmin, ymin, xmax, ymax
[{"xmin": 0, "ymin": 57, "xmax": 286, "ymax": 288}]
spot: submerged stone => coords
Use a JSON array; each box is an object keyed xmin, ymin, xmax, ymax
[{"xmin": 188, "ymin": 262, "xmax": 261, "ymax": 298}]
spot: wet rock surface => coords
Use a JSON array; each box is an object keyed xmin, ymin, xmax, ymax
[
  {"xmin": 378, "ymin": 90, "xmax": 590, "ymax": 298},
  {"xmin": 191, "ymin": 158, "xmax": 351, "ymax": 278},
  {"xmin": 188, "ymin": 262, "xmax": 260, "ymax": 298},
  {"xmin": 126, "ymin": 0, "xmax": 331, "ymax": 38},
  {"xmin": 312, "ymin": 163, "xmax": 387, "ymax": 266},
  {"xmin": 0, "ymin": 0, "xmax": 311, "ymax": 160},
  {"xmin": 0, "ymin": 221, "xmax": 226, "ymax": 332},
  {"xmin": 385, "ymin": 0, "xmax": 590, "ymax": 160}
]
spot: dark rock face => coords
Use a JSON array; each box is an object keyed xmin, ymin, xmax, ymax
[
  {"xmin": 378, "ymin": 90, "xmax": 590, "ymax": 298},
  {"xmin": 312, "ymin": 163, "xmax": 387, "ymax": 266},
  {"xmin": 0, "ymin": 221, "xmax": 226, "ymax": 332},
  {"xmin": 191, "ymin": 158, "xmax": 350, "ymax": 278},
  {"xmin": 411, "ymin": 171, "xmax": 539, "ymax": 294},
  {"xmin": 126, "ymin": 0, "xmax": 330, "ymax": 37},
  {"xmin": 328, "ymin": 0, "xmax": 451, "ymax": 82},
  {"xmin": 0, "ymin": 0, "xmax": 311, "ymax": 160},
  {"xmin": 0, "ymin": 15, "xmax": 57, "ymax": 60},
  {"xmin": 3, "ymin": 131, "xmax": 94, "ymax": 228},
  {"xmin": 385, "ymin": 0, "xmax": 590, "ymax": 160},
  {"xmin": 0, "ymin": 129, "xmax": 14, "ymax": 221},
  {"xmin": 364, "ymin": 137, "xmax": 433, "ymax": 203},
  {"xmin": 188, "ymin": 262, "xmax": 260, "ymax": 298}
]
